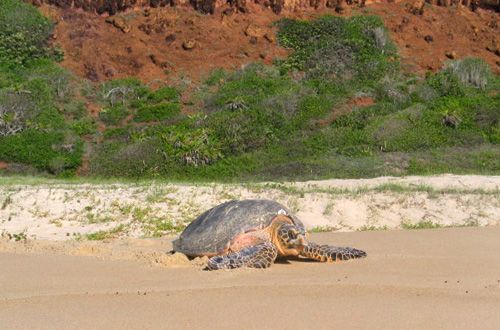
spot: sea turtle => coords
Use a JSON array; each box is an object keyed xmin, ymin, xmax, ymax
[{"xmin": 173, "ymin": 199, "xmax": 366, "ymax": 270}]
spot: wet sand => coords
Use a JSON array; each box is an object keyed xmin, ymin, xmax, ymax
[{"xmin": 2, "ymin": 226, "xmax": 500, "ymax": 329}]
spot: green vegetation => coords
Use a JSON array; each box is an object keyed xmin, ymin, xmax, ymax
[
  {"xmin": 96, "ymin": 81, "xmax": 181, "ymax": 125},
  {"xmin": 400, "ymin": 220, "xmax": 442, "ymax": 230},
  {"xmin": 0, "ymin": 59, "xmax": 88, "ymax": 175},
  {"xmin": 358, "ymin": 224, "xmax": 388, "ymax": 231},
  {"xmin": 400, "ymin": 218, "xmax": 481, "ymax": 230},
  {"xmin": 1, "ymin": 5, "xmax": 498, "ymax": 181},
  {"xmin": 0, "ymin": 1, "xmax": 89, "ymax": 176},
  {"xmin": 276, "ymin": 15, "xmax": 398, "ymax": 85},
  {"xmin": 86, "ymin": 224, "xmax": 126, "ymax": 240},
  {"xmin": 1, "ymin": 229, "xmax": 28, "ymax": 242},
  {"xmin": 142, "ymin": 217, "xmax": 185, "ymax": 237},
  {"xmin": 308, "ymin": 225, "xmax": 341, "ymax": 233},
  {"xmin": 0, "ymin": 0, "xmax": 61, "ymax": 66}
]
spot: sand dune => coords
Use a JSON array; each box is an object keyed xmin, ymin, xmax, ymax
[{"xmin": 1, "ymin": 175, "xmax": 499, "ymax": 240}]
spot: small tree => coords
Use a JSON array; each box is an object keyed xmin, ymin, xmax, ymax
[{"xmin": 0, "ymin": 90, "xmax": 36, "ymax": 137}]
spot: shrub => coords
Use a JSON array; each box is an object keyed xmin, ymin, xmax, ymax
[
  {"xmin": 203, "ymin": 68, "xmax": 228, "ymax": 86},
  {"xmin": 0, "ymin": 90, "xmax": 36, "ymax": 136},
  {"xmin": 159, "ymin": 127, "xmax": 223, "ymax": 166},
  {"xmin": 89, "ymin": 139, "xmax": 164, "ymax": 177},
  {"xmin": 425, "ymin": 58, "xmax": 493, "ymax": 97},
  {"xmin": 103, "ymin": 126, "xmax": 132, "ymax": 140},
  {"xmin": 99, "ymin": 105, "xmax": 129, "ymax": 126},
  {"xmin": 147, "ymin": 87, "xmax": 179, "ymax": 102},
  {"xmin": 98, "ymin": 78, "xmax": 147, "ymax": 106},
  {"xmin": 369, "ymin": 108, "xmax": 419, "ymax": 148},
  {"xmin": 206, "ymin": 64, "xmax": 297, "ymax": 111},
  {"xmin": 374, "ymin": 75, "xmax": 411, "ymax": 105},
  {"xmin": 71, "ymin": 117, "xmax": 97, "ymax": 136},
  {"xmin": 443, "ymin": 58, "xmax": 491, "ymax": 90},
  {"xmin": 0, "ymin": 57, "xmax": 87, "ymax": 175},
  {"xmin": 260, "ymin": 85, "xmax": 315, "ymax": 120},
  {"xmin": 94, "ymin": 79, "xmax": 182, "ymax": 124},
  {"xmin": 366, "ymin": 104, "xmax": 447, "ymax": 151},
  {"xmin": 0, "ymin": 130, "xmax": 82, "ymax": 172},
  {"xmin": 134, "ymin": 102, "xmax": 181, "ymax": 122},
  {"xmin": 0, "ymin": 0, "xmax": 55, "ymax": 65},
  {"xmin": 276, "ymin": 15, "xmax": 398, "ymax": 85},
  {"xmin": 3, "ymin": 10, "xmax": 492, "ymax": 180},
  {"xmin": 206, "ymin": 110, "xmax": 276, "ymax": 155},
  {"xmin": 365, "ymin": 95, "xmax": 497, "ymax": 152}
]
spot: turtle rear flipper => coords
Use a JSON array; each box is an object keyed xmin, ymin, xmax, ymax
[
  {"xmin": 206, "ymin": 242, "xmax": 278, "ymax": 270},
  {"xmin": 301, "ymin": 242, "xmax": 366, "ymax": 262}
]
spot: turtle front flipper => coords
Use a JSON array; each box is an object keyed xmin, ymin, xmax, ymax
[
  {"xmin": 300, "ymin": 242, "xmax": 366, "ymax": 262},
  {"xmin": 206, "ymin": 242, "xmax": 278, "ymax": 270}
]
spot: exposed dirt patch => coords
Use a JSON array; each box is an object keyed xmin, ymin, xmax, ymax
[
  {"xmin": 41, "ymin": 3, "xmax": 290, "ymax": 83},
  {"xmin": 350, "ymin": 96, "xmax": 376, "ymax": 107},
  {"xmin": 39, "ymin": 1, "xmax": 499, "ymax": 85},
  {"xmin": 369, "ymin": 2, "xmax": 500, "ymax": 74},
  {"xmin": 315, "ymin": 95, "xmax": 375, "ymax": 127}
]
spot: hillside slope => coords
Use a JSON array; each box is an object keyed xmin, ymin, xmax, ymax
[
  {"xmin": 34, "ymin": 1, "xmax": 500, "ymax": 82},
  {"xmin": 1, "ymin": 0, "xmax": 498, "ymax": 180}
]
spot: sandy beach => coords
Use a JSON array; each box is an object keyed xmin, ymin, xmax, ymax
[
  {"xmin": 1, "ymin": 227, "xmax": 500, "ymax": 329},
  {"xmin": 1, "ymin": 175, "xmax": 500, "ymax": 329}
]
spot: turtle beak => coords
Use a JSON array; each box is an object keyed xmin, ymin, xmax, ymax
[
  {"xmin": 289, "ymin": 235, "xmax": 308, "ymax": 249},
  {"xmin": 299, "ymin": 235, "xmax": 308, "ymax": 247}
]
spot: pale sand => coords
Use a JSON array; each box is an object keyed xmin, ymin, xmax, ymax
[
  {"xmin": 1, "ymin": 175, "xmax": 499, "ymax": 329},
  {"xmin": 1, "ymin": 227, "xmax": 500, "ymax": 329},
  {"xmin": 1, "ymin": 174, "xmax": 499, "ymax": 240}
]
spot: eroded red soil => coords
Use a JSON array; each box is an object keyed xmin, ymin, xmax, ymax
[
  {"xmin": 42, "ymin": 3, "xmax": 290, "ymax": 83},
  {"xmin": 370, "ymin": 2, "xmax": 499, "ymax": 73},
  {"xmin": 38, "ymin": 1, "xmax": 499, "ymax": 85}
]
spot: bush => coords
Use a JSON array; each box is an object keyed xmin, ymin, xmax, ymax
[
  {"xmin": 260, "ymin": 85, "xmax": 315, "ymax": 120},
  {"xmin": 0, "ymin": 54, "xmax": 88, "ymax": 175},
  {"xmin": 99, "ymin": 105, "xmax": 129, "ymax": 126},
  {"xmin": 206, "ymin": 64, "xmax": 298, "ymax": 111},
  {"xmin": 369, "ymin": 105, "xmax": 422, "ymax": 149},
  {"xmin": 362, "ymin": 94, "xmax": 497, "ymax": 152},
  {"xmin": 4, "ymin": 10, "xmax": 494, "ymax": 180},
  {"xmin": 276, "ymin": 15, "xmax": 398, "ymax": 85},
  {"xmin": 0, "ymin": 90, "xmax": 37, "ymax": 136},
  {"xmin": 203, "ymin": 68, "xmax": 228, "ymax": 86},
  {"xmin": 374, "ymin": 75, "xmax": 411, "ymax": 105},
  {"xmin": 304, "ymin": 41, "xmax": 357, "ymax": 80},
  {"xmin": 159, "ymin": 127, "xmax": 223, "ymax": 166},
  {"xmin": 0, "ymin": 130, "xmax": 82, "ymax": 172},
  {"xmin": 89, "ymin": 139, "xmax": 164, "ymax": 177},
  {"xmin": 71, "ymin": 117, "xmax": 97, "ymax": 136},
  {"xmin": 93, "ymin": 79, "xmax": 182, "ymax": 124},
  {"xmin": 134, "ymin": 103, "xmax": 181, "ymax": 122},
  {"xmin": 444, "ymin": 58, "xmax": 491, "ymax": 90},
  {"xmin": 425, "ymin": 58, "xmax": 493, "ymax": 97},
  {"xmin": 97, "ymin": 78, "xmax": 148, "ymax": 106},
  {"xmin": 206, "ymin": 110, "xmax": 278, "ymax": 155},
  {"xmin": 147, "ymin": 87, "xmax": 179, "ymax": 103},
  {"xmin": 103, "ymin": 126, "xmax": 132, "ymax": 140},
  {"xmin": 0, "ymin": 0, "xmax": 56, "ymax": 65}
]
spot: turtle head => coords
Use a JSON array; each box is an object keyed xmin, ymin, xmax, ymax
[{"xmin": 276, "ymin": 223, "xmax": 307, "ymax": 256}]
